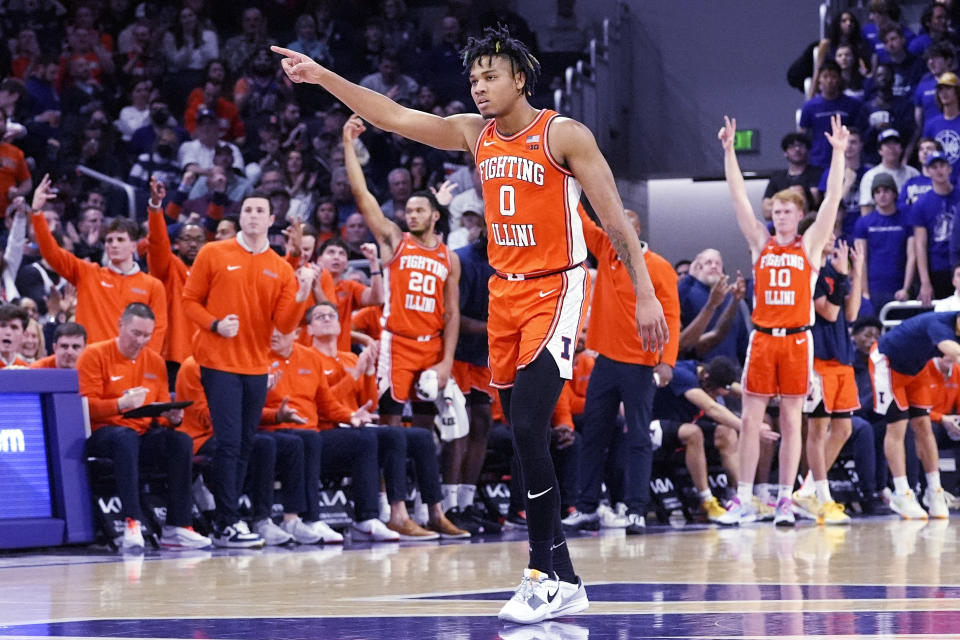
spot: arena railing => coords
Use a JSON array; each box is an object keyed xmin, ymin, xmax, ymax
[{"xmin": 76, "ymin": 165, "xmax": 138, "ymax": 220}]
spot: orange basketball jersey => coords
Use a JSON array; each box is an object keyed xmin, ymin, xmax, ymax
[
  {"xmin": 752, "ymin": 237, "xmax": 816, "ymax": 329},
  {"xmin": 474, "ymin": 108, "xmax": 588, "ymax": 277},
  {"xmin": 381, "ymin": 233, "xmax": 450, "ymax": 339}
]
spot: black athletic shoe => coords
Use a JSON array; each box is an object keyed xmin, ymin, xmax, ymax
[
  {"xmin": 861, "ymin": 492, "xmax": 895, "ymax": 516},
  {"xmin": 461, "ymin": 505, "xmax": 502, "ymax": 534},
  {"xmin": 505, "ymin": 510, "xmax": 528, "ymax": 530},
  {"xmin": 625, "ymin": 513, "xmax": 646, "ymax": 535},
  {"xmin": 445, "ymin": 508, "xmax": 481, "ymax": 536}
]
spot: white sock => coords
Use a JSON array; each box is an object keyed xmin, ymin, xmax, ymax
[
  {"xmin": 457, "ymin": 484, "xmax": 476, "ymax": 509},
  {"xmin": 926, "ymin": 471, "xmax": 942, "ymax": 492},
  {"xmin": 815, "ymin": 480, "xmax": 832, "ymax": 503},
  {"xmin": 441, "ymin": 484, "xmax": 458, "ymax": 512},
  {"xmin": 797, "ymin": 471, "xmax": 815, "ymax": 497},
  {"xmin": 738, "ymin": 483, "xmax": 753, "ymax": 505},
  {"xmin": 698, "ymin": 489, "xmax": 712, "ymax": 503},
  {"xmin": 755, "ymin": 483, "xmax": 771, "ymax": 501},
  {"xmin": 777, "ymin": 484, "xmax": 793, "ymax": 502},
  {"xmin": 893, "ymin": 476, "xmax": 910, "ymax": 495}
]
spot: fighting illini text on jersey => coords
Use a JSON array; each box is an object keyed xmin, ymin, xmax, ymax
[
  {"xmin": 381, "ymin": 232, "xmax": 451, "ymax": 339},
  {"xmin": 474, "ymin": 109, "xmax": 587, "ymax": 278},
  {"xmin": 752, "ymin": 237, "xmax": 816, "ymax": 329}
]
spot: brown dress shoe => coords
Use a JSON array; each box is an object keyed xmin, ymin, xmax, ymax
[
  {"xmin": 429, "ymin": 514, "xmax": 471, "ymax": 539},
  {"xmin": 387, "ymin": 518, "xmax": 439, "ymax": 541}
]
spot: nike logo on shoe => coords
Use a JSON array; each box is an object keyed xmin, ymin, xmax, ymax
[
  {"xmin": 546, "ymin": 583, "xmax": 560, "ymax": 603},
  {"xmin": 527, "ymin": 486, "xmax": 553, "ymax": 499}
]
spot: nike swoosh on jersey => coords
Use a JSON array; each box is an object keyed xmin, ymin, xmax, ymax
[
  {"xmin": 795, "ymin": 338, "xmax": 806, "ymax": 345},
  {"xmin": 227, "ymin": 265, "xmax": 242, "ymax": 271},
  {"xmin": 527, "ymin": 486, "xmax": 553, "ymax": 500},
  {"xmin": 538, "ymin": 289, "xmax": 557, "ymax": 298},
  {"xmin": 482, "ymin": 140, "xmax": 497, "ymax": 146},
  {"xmin": 100, "ymin": 281, "xmax": 114, "ymax": 288},
  {"xmin": 110, "ymin": 375, "xmax": 123, "ymax": 381}
]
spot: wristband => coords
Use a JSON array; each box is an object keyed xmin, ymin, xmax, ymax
[
  {"xmin": 370, "ymin": 269, "xmax": 381, "ymax": 276},
  {"xmin": 211, "ymin": 319, "xmax": 219, "ymax": 334},
  {"xmin": 148, "ymin": 199, "xmax": 162, "ymax": 209}
]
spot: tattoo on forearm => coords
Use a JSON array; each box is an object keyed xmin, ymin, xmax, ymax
[{"xmin": 608, "ymin": 228, "xmax": 637, "ymax": 285}]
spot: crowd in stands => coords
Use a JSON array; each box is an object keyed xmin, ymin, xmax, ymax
[{"xmin": 3, "ymin": 0, "xmax": 960, "ymax": 553}]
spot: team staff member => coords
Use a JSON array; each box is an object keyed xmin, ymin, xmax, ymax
[
  {"xmin": 313, "ymin": 237, "xmax": 383, "ymax": 351},
  {"xmin": 0, "ymin": 303, "xmax": 28, "ymax": 368},
  {"xmin": 31, "ymin": 322, "xmax": 87, "ymax": 369},
  {"xmin": 146, "ymin": 177, "xmax": 206, "ymax": 385},
  {"xmin": 870, "ymin": 310, "xmax": 956, "ymax": 519},
  {"xmin": 442, "ymin": 224, "xmax": 500, "ymax": 533},
  {"xmin": 341, "ymin": 115, "xmax": 461, "ymax": 426},
  {"xmin": 797, "ymin": 234, "xmax": 863, "ymax": 525},
  {"xmin": 563, "ymin": 209, "xmax": 681, "ymax": 534},
  {"xmin": 174, "ymin": 355, "xmax": 295, "ymax": 547},
  {"xmin": 182, "ymin": 194, "xmax": 319, "ymax": 548},
  {"xmin": 306, "ymin": 301, "xmax": 467, "ymax": 540},
  {"xmin": 260, "ymin": 325, "xmax": 376, "ymax": 544},
  {"xmin": 31, "ymin": 175, "xmax": 168, "ymax": 353},
  {"xmin": 79, "ymin": 303, "xmax": 211, "ymax": 552},
  {"xmin": 720, "ymin": 114, "xmax": 850, "ymax": 526},
  {"xmin": 274, "ymin": 25, "xmax": 668, "ymax": 625}
]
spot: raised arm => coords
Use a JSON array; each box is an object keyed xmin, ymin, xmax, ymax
[
  {"xmin": 803, "ymin": 114, "xmax": 850, "ymax": 264},
  {"xmin": 718, "ymin": 116, "xmax": 770, "ymax": 256},
  {"xmin": 30, "ymin": 174, "xmax": 83, "ymax": 284},
  {"xmin": 550, "ymin": 118, "xmax": 667, "ymax": 352},
  {"xmin": 342, "ymin": 115, "xmax": 402, "ymax": 259},
  {"xmin": 146, "ymin": 177, "xmax": 173, "ymax": 279},
  {"xmin": 273, "ymin": 46, "xmax": 480, "ymax": 152}
]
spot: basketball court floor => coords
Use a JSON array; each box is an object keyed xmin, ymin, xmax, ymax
[{"xmin": 0, "ymin": 518, "xmax": 958, "ymax": 639}]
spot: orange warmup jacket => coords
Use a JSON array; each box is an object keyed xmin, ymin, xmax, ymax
[
  {"xmin": 32, "ymin": 211, "xmax": 168, "ymax": 353},
  {"xmin": 78, "ymin": 338, "xmax": 171, "ymax": 435}
]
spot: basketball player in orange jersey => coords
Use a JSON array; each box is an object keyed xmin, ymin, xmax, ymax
[
  {"xmin": 273, "ymin": 25, "xmax": 667, "ymax": 625},
  {"xmin": 719, "ymin": 114, "xmax": 850, "ymax": 526},
  {"xmin": 341, "ymin": 114, "xmax": 461, "ymax": 427}
]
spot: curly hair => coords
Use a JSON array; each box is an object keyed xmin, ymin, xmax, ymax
[{"xmin": 460, "ymin": 24, "xmax": 540, "ymax": 97}]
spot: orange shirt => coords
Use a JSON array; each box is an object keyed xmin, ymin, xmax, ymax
[
  {"xmin": 174, "ymin": 356, "xmax": 214, "ymax": 454},
  {"xmin": 147, "ymin": 205, "xmax": 195, "ymax": 363},
  {"xmin": 0, "ymin": 143, "xmax": 30, "ymax": 216},
  {"xmin": 0, "ymin": 355, "xmax": 29, "ymax": 368},
  {"xmin": 352, "ymin": 305, "xmax": 383, "ymax": 342},
  {"xmin": 182, "ymin": 237, "xmax": 309, "ymax": 375},
  {"xmin": 382, "ymin": 233, "xmax": 450, "ymax": 339},
  {"xmin": 32, "ymin": 211, "xmax": 168, "ymax": 353},
  {"xmin": 77, "ymin": 338, "xmax": 171, "ymax": 435},
  {"xmin": 581, "ymin": 213, "xmax": 681, "ymax": 367},
  {"xmin": 569, "ymin": 352, "xmax": 594, "ymax": 416},
  {"xmin": 316, "ymin": 349, "xmax": 377, "ymax": 430},
  {"xmin": 474, "ymin": 109, "xmax": 588, "ymax": 278},
  {"xmin": 333, "ymin": 277, "xmax": 367, "ymax": 351},
  {"xmin": 927, "ymin": 359, "xmax": 960, "ymax": 422},
  {"xmin": 552, "ymin": 382, "xmax": 574, "ymax": 428},
  {"xmin": 30, "ymin": 354, "xmax": 58, "ymax": 369},
  {"xmin": 260, "ymin": 343, "xmax": 353, "ymax": 430},
  {"xmin": 753, "ymin": 237, "xmax": 816, "ymax": 329}
]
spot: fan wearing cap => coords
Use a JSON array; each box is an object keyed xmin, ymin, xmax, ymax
[
  {"xmin": 922, "ymin": 71, "xmax": 960, "ymax": 175},
  {"xmin": 912, "ymin": 150, "xmax": 960, "ymax": 304},
  {"xmin": 854, "ymin": 172, "xmax": 915, "ymax": 311},
  {"xmin": 176, "ymin": 106, "xmax": 244, "ymax": 175},
  {"xmin": 859, "ymin": 128, "xmax": 919, "ymax": 215}
]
